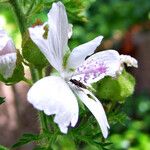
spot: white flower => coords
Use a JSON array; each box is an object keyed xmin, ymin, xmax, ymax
[
  {"xmin": 0, "ymin": 27, "xmax": 17, "ymax": 79},
  {"xmin": 28, "ymin": 1, "xmax": 137, "ymax": 138}
]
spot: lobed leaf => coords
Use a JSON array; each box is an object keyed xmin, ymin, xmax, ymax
[{"xmin": 12, "ymin": 133, "xmax": 40, "ymax": 148}]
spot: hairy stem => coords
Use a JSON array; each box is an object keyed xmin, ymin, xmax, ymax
[{"xmin": 9, "ymin": 0, "xmax": 26, "ymax": 36}]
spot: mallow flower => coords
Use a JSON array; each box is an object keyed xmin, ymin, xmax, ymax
[
  {"xmin": 28, "ymin": 1, "xmax": 137, "ymax": 138},
  {"xmin": 0, "ymin": 27, "xmax": 17, "ymax": 79}
]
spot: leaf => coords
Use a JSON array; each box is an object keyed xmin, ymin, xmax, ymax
[
  {"xmin": 43, "ymin": 0, "xmax": 87, "ymax": 22},
  {"xmin": 108, "ymin": 111, "xmax": 130, "ymax": 126},
  {"xmin": 12, "ymin": 133, "xmax": 40, "ymax": 148},
  {"xmin": 0, "ymin": 97, "xmax": 5, "ymax": 105},
  {"xmin": 0, "ymin": 145, "xmax": 9, "ymax": 150},
  {"xmin": 33, "ymin": 146, "xmax": 46, "ymax": 150}
]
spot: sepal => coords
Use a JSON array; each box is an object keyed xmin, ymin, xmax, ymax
[{"xmin": 22, "ymin": 31, "xmax": 49, "ymax": 69}]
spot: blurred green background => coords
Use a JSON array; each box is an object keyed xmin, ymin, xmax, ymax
[{"xmin": 0, "ymin": 0, "xmax": 150, "ymax": 149}]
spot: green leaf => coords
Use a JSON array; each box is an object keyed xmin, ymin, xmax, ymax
[
  {"xmin": 0, "ymin": 145, "xmax": 9, "ymax": 150},
  {"xmin": 12, "ymin": 133, "xmax": 40, "ymax": 148},
  {"xmin": 33, "ymin": 147, "xmax": 46, "ymax": 150},
  {"xmin": 44, "ymin": 0, "xmax": 87, "ymax": 22},
  {"xmin": 0, "ymin": 97, "xmax": 5, "ymax": 105},
  {"xmin": 108, "ymin": 111, "xmax": 129, "ymax": 126},
  {"xmin": 22, "ymin": 31, "xmax": 49, "ymax": 69},
  {"xmin": 96, "ymin": 70, "xmax": 136, "ymax": 102}
]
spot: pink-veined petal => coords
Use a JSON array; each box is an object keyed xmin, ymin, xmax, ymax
[
  {"xmin": 0, "ymin": 27, "xmax": 16, "ymax": 54},
  {"xmin": 72, "ymin": 50, "xmax": 120, "ymax": 84},
  {"xmin": 67, "ymin": 36, "xmax": 103, "ymax": 69},
  {"xmin": 0, "ymin": 53, "xmax": 16, "ymax": 79},
  {"xmin": 75, "ymin": 89, "xmax": 109, "ymax": 138},
  {"xmin": 0, "ymin": 28, "xmax": 16, "ymax": 79},
  {"xmin": 27, "ymin": 76, "xmax": 79, "ymax": 133},
  {"xmin": 0, "ymin": 28, "xmax": 10, "ymax": 50}
]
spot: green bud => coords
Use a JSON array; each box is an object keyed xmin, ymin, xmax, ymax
[{"xmin": 96, "ymin": 70, "xmax": 135, "ymax": 102}]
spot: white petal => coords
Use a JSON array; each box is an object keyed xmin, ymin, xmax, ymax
[
  {"xmin": 47, "ymin": 2, "xmax": 70, "ymax": 71},
  {"xmin": 0, "ymin": 53, "xmax": 17, "ymax": 79},
  {"xmin": 67, "ymin": 36, "xmax": 103, "ymax": 69},
  {"xmin": 72, "ymin": 50, "xmax": 120, "ymax": 84},
  {"xmin": 29, "ymin": 24, "xmax": 61, "ymax": 71},
  {"xmin": 120, "ymin": 55, "xmax": 138, "ymax": 68},
  {"xmin": 0, "ymin": 28, "xmax": 16, "ymax": 53},
  {"xmin": 68, "ymin": 24, "xmax": 73, "ymax": 39},
  {"xmin": 0, "ymin": 28, "xmax": 16, "ymax": 79},
  {"xmin": 0, "ymin": 28, "xmax": 9, "ymax": 50},
  {"xmin": 27, "ymin": 76, "xmax": 79, "ymax": 133},
  {"xmin": 75, "ymin": 89, "xmax": 109, "ymax": 138}
]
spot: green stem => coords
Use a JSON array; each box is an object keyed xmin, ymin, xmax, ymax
[
  {"xmin": 37, "ymin": 69, "xmax": 49, "ymax": 133},
  {"xmin": 39, "ymin": 111, "xmax": 49, "ymax": 133},
  {"xmin": 26, "ymin": 0, "xmax": 35, "ymax": 16},
  {"xmin": 30, "ymin": 67, "xmax": 38, "ymax": 83},
  {"xmin": 23, "ymin": 77, "xmax": 32, "ymax": 85},
  {"xmin": 9, "ymin": 0, "xmax": 27, "ymax": 36}
]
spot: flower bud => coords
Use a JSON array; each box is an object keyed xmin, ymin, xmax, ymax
[{"xmin": 0, "ymin": 27, "xmax": 17, "ymax": 79}]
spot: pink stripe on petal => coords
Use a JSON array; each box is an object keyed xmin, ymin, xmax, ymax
[{"xmin": 72, "ymin": 50, "xmax": 121, "ymax": 84}]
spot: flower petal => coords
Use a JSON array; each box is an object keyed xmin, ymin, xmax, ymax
[
  {"xmin": 47, "ymin": 1, "xmax": 71, "ymax": 71},
  {"xmin": 29, "ymin": 24, "xmax": 61, "ymax": 71},
  {"xmin": 68, "ymin": 24, "xmax": 73, "ymax": 39},
  {"xmin": 120, "ymin": 54, "xmax": 138, "ymax": 68},
  {"xmin": 0, "ymin": 28, "xmax": 10, "ymax": 50},
  {"xmin": 75, "ymin": 89, "xmax": 109, "ymax": 138},
  {"xmin": 117, "ymin": 55, "xmax": 138, "ymax": 75},
  {"xmin": 0, "ymin": 28, "xmax": 16, "ymax": 79},
  {"xmin": 67, "ymin": 36, "xmax": 103, "ymax": 69},
  {"xmin": 0, "ymin": 53, "xmax": 17, "ymax": 79},
  {"xmin": 27, "ymin": 76, "xmax": 79, "ymax": 133},
  {"xmin": 72, "ymin": 50, "xmax": 120, "ymax": 84},
  {"xmin": 0, "ymin": 28, "xmax": 16, "ymax": 54}
]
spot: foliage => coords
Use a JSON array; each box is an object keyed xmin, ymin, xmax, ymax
[
  {"xmin": 109, "ymin": 94, "xmax": 150, "ymax": 150},
  {"xmin": 0, "ymin": 97, "xmax": 5, "ymax": 105},
  {"xmin": 71, "ymin": 0, "xmax": 150, "ymax": 48},
  {"xmin": 0, "ymin": 145, "xmax": 9, "ymax": 150},
  {"xmin": 12, "ymin": 133, "xmax": 41, "ymax": 148}
]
